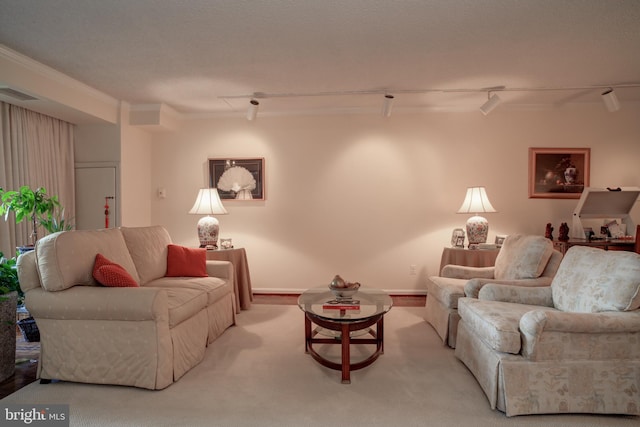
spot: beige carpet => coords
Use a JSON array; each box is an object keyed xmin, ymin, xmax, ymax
[{"xmin": 1, "ymin": 305, "xmax": 637, "ymax": 427}]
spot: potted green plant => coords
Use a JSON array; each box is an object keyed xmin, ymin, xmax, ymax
[
  {"xmin": 0, "ymin": 253, "xmax": 22, "ymax": 304},
  {"xmin": 38, "ymin": 205, "xmax": 74, "ymax": 234},
  {"xmin": 0, "ymin": 252, "xmax": 20, "ymax": 382},
  {"xmin": 0, "ymin": 186, "xmax": 73, "ymax": 248}
]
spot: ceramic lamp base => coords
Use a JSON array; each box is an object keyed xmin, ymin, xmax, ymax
[
  {"xmin": 466, "ymin": 215, "xmax": 489, "ymax": 246},
  {"xmin": 197, "ymin": 215, "xmax": 220, "ymax": 248}
]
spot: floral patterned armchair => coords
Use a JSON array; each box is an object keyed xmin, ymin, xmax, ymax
[
  {"xmin": 455, "ymin": 245, "xmax": 640, "ymax": 416},
  {"xmin": 426, "ymin": 235, "xmax": 562, "ymax": 348}
]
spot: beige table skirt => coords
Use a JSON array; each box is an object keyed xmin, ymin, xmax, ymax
[
  {"xmin": 206, "ymin": 248, "xmax": 253, "ymax": 312},
  {"xmin": 439, "ymin": 247, "xmax": 500, "ymax": 274}
]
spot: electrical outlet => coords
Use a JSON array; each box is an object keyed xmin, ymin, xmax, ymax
[{"xmin": 409, "ymin": 264, "xmax": 417, "ymax": 276}]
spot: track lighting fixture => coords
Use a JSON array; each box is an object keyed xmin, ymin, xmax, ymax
[
  {"xmin": 220, "ymin": 83, "xmax": 638, "ymax": 116},
  {"xmin": 246, "ymin": 99, "xmax": 259, "ymax": 121},
  {"xmin": 601, "ymin": 89, "xmax": 620, "ymax": 112},
  {"xmin": 479, "ymin": 92, "xmax": 501, "ymax": 116},
  {"xmin": 381, "ymin": 94, "xmax": 395, "ymax": 117}
]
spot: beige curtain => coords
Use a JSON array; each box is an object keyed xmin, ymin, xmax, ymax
[{"xmin": 0, "ymin": 102, "xmax": 75, "ymax": 257}]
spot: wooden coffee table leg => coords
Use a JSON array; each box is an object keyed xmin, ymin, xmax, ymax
[
  {"xmin": 379, "ymin": 316, "xmax": 384, "ymax": 354},
  {"xmin": 341, "ymin": 322, "xmax": 351, "ymax": 384},
  {"xmin": 304, "ymin": 315, "xmax": 311, "ymax": 353}
]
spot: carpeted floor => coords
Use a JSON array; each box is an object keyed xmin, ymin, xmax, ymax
[{"xmin": 1, "ymin": 305, "xmax": 637, "ymax": 427}]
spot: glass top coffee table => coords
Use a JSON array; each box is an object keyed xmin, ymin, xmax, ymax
[{"xmin": 297, "ymin": 287, "xmax": 393, "ymax": 384}]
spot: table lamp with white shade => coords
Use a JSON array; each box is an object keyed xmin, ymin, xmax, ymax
[
  {"xmin": 456, "ymin": 186, "xmax": 497, "ymax": 247},
  {"xmin": 189, "ymin": 188, "xmax": 228, "ymax": 248}
]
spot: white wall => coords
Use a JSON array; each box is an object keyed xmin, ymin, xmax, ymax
[
  {"xmin": 74, "ymin": 123, "xmax": 122, "ymax": 227},
  {"xmin": 75, "ymin": 123, "xmax": 120, "ymax": 163},
  {"xmin": 75, "ymin": 111, "xmax": 154, "ymax": 228},
  {"xmin": 120, "ymin": 111, "xmax": 153, "ymax": 226},
  {"xmin": 148, "ymin": 106, "xmax": 640, "ymax": 294}
]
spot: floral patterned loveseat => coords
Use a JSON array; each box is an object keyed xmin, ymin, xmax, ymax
[{"xmin": 455, "ymin": 245, "xmax": 640, "ymax": 416}]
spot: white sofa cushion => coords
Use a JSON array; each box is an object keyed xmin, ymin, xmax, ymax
[
  {"xmin": 552, "ymin": 246, "xmax": 640, "ymax": 312},
  {"xmin": 36, "ymin": 228, "xmax": 140, "ymax": 292},
  {"xmin": 146, "ymin": 276, "xmax": 230, "ymax": 306},
  {"xmin": 427, "ymin": 276, "xmax": 466, "ymax": 308},
  {"xmin": 457, "ymin": 297, "xmax": 528, "ymax": 354},
  {"xmin": 494, "ymin": 235, "xmax": 553, "ymax": 280}
]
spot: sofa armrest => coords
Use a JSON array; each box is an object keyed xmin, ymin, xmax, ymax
[
  {"xmin": 206, "ymin": 260, "xmax": 233, "ymax": 281},
  {"xmin": 440, "ymin": 265, "xmax": 495, "ymax": 280},
  {"xmin": 520, "ymin": 310, "xmax": 640, "ymax": 360},
  {"xmin": 465, "ymin": 276, "xmax": 553, "ymax": 298},
  {"xmin": 16, "ymin": 250, "xmax": 40, "ymax": 293},
  {"xmin": 521, "ymin": 309, "xmax": 640, "ymax": 334},
  {"xmin": 478, "ymin": 284, "xmax": 554, "ymax": 307},
  {"xmin": 25, "ymin": 286, "xmax": 168, "ymax": 322}
]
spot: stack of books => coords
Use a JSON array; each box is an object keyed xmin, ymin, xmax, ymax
[{"xmin": 322, "ymin": 299, "xmax": 360, "ymax": 313}]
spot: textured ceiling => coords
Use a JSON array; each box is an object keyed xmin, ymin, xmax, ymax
[{"xmin": 1, "ymin": 0, "xmax": 640, "ymax": 117}]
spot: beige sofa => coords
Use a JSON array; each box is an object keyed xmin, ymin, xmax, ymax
[
  {"xmin": 455, "ymin": 246, "xmax": 640, "ymax": 416},
  {"xmin": 16, "ymin": 225, "xmax": 236, "ymax": 390}
]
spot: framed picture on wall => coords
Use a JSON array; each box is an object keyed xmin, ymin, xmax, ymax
[
  {"xmin": 208, "ymin": 158, "xmax": 265, "ymax": 200},
  {"xmin": 528, "ymin": 147, "xmax": 590, "ymax": 199}
]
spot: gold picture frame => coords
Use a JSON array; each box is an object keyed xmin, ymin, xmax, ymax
[{"xmin": 528, "ymin": 147, "xmax": 590, "ymax": 199}]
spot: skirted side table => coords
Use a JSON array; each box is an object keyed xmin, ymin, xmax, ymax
[
  {"xmin": 439, "ymin": 247, "xmax": 500, "ymax": 275},
  {"xmin": 206, "ymin": 248, "xmax": 253, "ymax": 313}
]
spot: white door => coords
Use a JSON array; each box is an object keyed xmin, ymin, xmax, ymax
[{"xmin": 75, "ymin": 164, "xmax": 118, "ymax": 230}]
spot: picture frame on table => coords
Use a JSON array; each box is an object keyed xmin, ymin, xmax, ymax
[
  {"xmin": 528, "ymin": 147, "xmax": 590, "ymax": 199},
  {"xmin": 209, "ymin": 158, "xmax": 265, "ymax": 200},
  {"xmin": 494, "ymin": 235, "xmax": 506, "ymax": 247},
  {"xmin": 451, "ymin": 228, "xmax": 465, "ymax": 248}
]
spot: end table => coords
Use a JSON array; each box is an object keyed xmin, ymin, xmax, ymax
[
  {"xmin": 206, "ymin": 248, "xmax": 253, "ymax": 312},
  {"xmin": 439, "ymin": 247, "xmax": 500, "ymax": 274}
]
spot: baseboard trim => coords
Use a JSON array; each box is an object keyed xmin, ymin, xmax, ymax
[{"xmin": 252, "ymin": 288, "xmax": 427, "ymax": 296}]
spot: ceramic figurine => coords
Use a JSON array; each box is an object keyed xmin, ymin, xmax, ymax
[
  {"xmin": 545, "ymin": 223, "xmax": 554, "ymax": 240},
  {"xmin": 558, "ymin": 222, "xmax": 569, "ymax": 242}
]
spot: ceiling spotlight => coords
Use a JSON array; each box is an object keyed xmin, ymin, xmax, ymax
[
  {"xmin": 479, "ymin": 92, "xmax": 501, "ymax": 116},
  {"xmin": 246, "ymin": 99, "xmax": 259, "ymax": 121},
  {"xmin": 601, "ymin": 89, "xmax": 620, "ymax": 112},
  {"xmin": 381, "ymin": 94, "xmax": 395, "ymax": 117}
]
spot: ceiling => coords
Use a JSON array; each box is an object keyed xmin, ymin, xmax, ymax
[{"xmin": 1, "ymin": 0, "xmax": 640, "ymax": 119}]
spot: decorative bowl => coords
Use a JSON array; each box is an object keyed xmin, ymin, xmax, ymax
[{"xmin": 328, "ymin": 276, "xmax": 361, "ymax": 299}]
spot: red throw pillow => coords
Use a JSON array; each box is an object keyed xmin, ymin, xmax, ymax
[
  {"xmin": 92, "ymin": 253, "xmax": 139, "ymax": 287},
  {"xmin": 93, "ymin": 253, "xmax": 112, "ymax": 271},
  {"xmin": 166, "ymin": 244, "xmax": 207, "ymax": 277}
]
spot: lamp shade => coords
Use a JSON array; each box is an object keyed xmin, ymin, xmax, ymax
[
  {"xmin": 189, "ymin": 188, "xmax": 228, "ymax": 215},
  {"xmin": 457, "ymin": 187, "xmax": 497, "ymax": 246},
  {"xmin": 189, "ymin": 188, "xmax": 227, "ymax": 248},
  {"xmin": 457, "ymin": 187, "xmax": 497, "ymax": 214}
]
